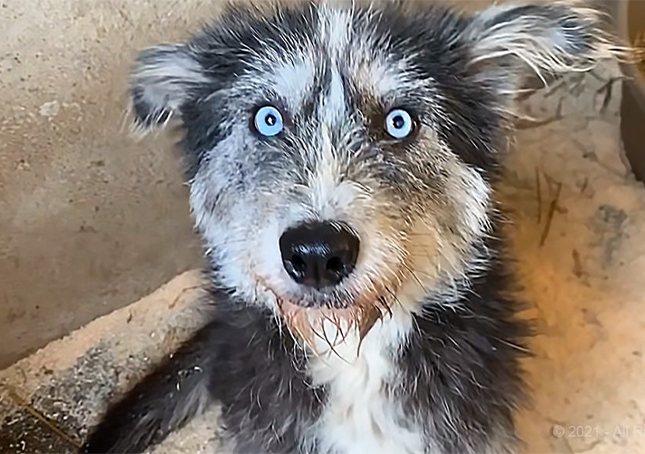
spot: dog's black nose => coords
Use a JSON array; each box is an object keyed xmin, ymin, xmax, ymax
[{"xmin": 279, "ymin": 222, "xmax": 360, "ymax": 289}]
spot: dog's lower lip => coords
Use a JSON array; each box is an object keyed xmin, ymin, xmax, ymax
[
  {"xmin": 276, "ymin": 292, "xmax": 354, "ymax": 310},
  {"xmin": 281, "ymin": 298, "xmax": 339, "ymax": 309}
]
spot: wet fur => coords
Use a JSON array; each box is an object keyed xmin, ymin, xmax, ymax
[{"xmin": 82, "ymin": 1, "xmax": 617, "ymax": 453}]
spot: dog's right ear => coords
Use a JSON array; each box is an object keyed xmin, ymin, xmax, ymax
[
  {"xmin": 464, "ymin": 1, "xmax": 619, "ymax": 95},
  {"xmin": 129, "ymin": 44, "xmax": 207, "ymax": 132}
]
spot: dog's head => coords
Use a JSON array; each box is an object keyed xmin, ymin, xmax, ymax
[{"xmin": 129, "ymin": 1, "xmax": 612, "ymax": 345}]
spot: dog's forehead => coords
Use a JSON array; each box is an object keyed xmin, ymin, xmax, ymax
[{"xmin": 247, "ymin": 6, "xmax": 418, "ymax": 113}]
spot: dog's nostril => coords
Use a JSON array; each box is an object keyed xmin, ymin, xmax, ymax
[
  {"xmin": 279, "ymin": 221, "xmax": 359, "ymax": 289},
  {"xmin": 285, "ymin": 254, "xmax": 307, "ymax": 280},
  {"xmin": 290, "ymin": 255, "xmax": 307, "ymax": 273},
  {"xmin": 325, "ymin": 256, "xmax": 345, "ymax": 275}
]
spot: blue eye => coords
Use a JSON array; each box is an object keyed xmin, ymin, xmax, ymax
[
  {"xmin": 385, "ymin": 108, "xmax": 414, "ymax": 139},
  {"xmin": 254, "ymin": 105, "xmax": 284, "ymax": 137}
]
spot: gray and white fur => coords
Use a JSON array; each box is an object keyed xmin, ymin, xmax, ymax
[{"xmin": 81, "ymin": 1, "xmax": 618, "ymax": 453}]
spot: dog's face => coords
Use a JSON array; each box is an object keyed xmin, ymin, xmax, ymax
[{"xmin": 130, "ymin": 1, "xmax": 607, "ymax": 341}]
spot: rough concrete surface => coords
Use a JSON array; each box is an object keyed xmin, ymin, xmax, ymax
[
  {"xmin": 0, "ymin": 0, "xmax": 229, "ymax": 368},
  {"xmin": 1, "ymin": 55, "xmax": 645, "ymax": 453},
  {"xmin": 0, "ymin": 270, "xmax": 208, "ymax": 453}
]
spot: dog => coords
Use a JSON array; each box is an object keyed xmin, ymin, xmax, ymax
[{"xmin": 81, "ymin": 1, "xmax": 617, "ymax": 452}]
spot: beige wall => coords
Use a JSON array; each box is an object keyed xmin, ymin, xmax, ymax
[{"xmin": 0, "ymin": 0, "xmax": 238, "ymax": 368}]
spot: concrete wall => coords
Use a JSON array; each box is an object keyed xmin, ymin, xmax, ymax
[{"xmin": 0, "ymin": 0, "xmax": 235, "ymax": 368}]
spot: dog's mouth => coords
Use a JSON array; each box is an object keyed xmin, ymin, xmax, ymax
[
  {"xmin": 277, "ymin": 295, "xmax": 391, "ymax": 354},
  {"xmin": 256, "ymin": 268, "xmax": 403, "ymax": 353}
]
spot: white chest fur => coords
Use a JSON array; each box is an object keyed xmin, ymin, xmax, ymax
[{"xmin": 305, "ymin": 308, "xmax": 425, "ymax": 454}]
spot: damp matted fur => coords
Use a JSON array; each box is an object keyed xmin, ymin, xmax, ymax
[{"xmin": 82, "ymin": 1, "xmax": 629, "ymax": 453}]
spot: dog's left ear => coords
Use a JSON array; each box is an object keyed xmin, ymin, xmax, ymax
[
  {"xmin": 129, "ymin": 44, "xmax": 207, "ymax": 132},
  {"xmin": 466, "ymin": 1, "xmax": 615, "ymax": 92}
]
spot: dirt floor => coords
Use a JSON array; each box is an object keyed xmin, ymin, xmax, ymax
[{"xmin": 1, "ymin": 54, "xmax": 645, "ymax": 453}]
